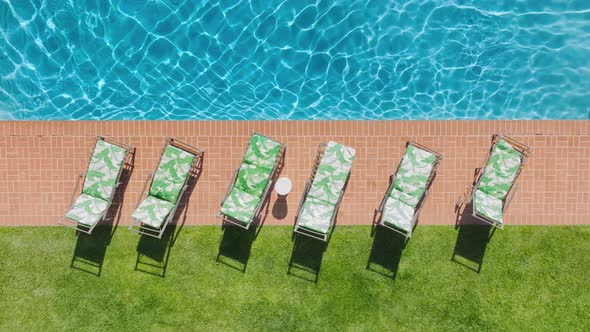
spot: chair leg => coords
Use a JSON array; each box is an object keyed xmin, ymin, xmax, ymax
[
  {"xmin": 403, "ymin": 235, "xmax": 410, "ymax": 249},
  {"xmin": 371, "ymin": 209, "xmax": 380, "ymax": 237},
  {"xmin": 489, "ymin": 226, "xmax": 497, "ymax": 242}
]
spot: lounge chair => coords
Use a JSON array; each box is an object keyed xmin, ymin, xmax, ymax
[
  {"xmin": 293, "ymin": 141, "xmax": 356, "ymax": 242},
  {"xmin": 456, "ymin": 133, "xmax": 531, "ymax": 229},
  {"xmin": 218, "ymin": 133, "xmax": 285, "ymax": 229},
  {"xmin": 59, "ymin": 136, "xmax": 133, "ymax": 234},
  {"xmin": 129, "ymin": 138, "xmax": 203, "ymax": 239},
  {"xmin": 374, "ymin": 142, "xmax": 442, "ymax": 239}
]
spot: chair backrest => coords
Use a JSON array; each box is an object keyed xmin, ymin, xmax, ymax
[
  {"xmin": 231, "ymin": 133, "xmax": 284, "ymax": 198},
  {"xmin": 307, "ymin": 141, "xmax": 356, "ymax": 205},
  {"xmin": 149, "ymin": 144, "xmax": 196, "ymax": 204},
  {"xmin": 388, "ymin": 143, "xmax": 440, "ymax": 209},
  {"xmin": 82, "ymin": 138, "xmax": 128, "ymax": 201},
  {"xmin": 242, "ymin": 133, "xmax": 283, "ymax": 170},
  {"xmin": 475, "ymin": 137, "xmax": 526, "ymax": 202}
]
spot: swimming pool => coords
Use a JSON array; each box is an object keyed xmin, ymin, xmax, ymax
[{"xmin": 1, "ymin": 0, "xmax": 589, "ymax": 120}]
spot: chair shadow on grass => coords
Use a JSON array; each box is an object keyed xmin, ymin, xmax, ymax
[
  {"xmin": 134, "ymin": 157, "xmax": 203, "ymax": 278},
  {"xmin": 134, "ymin": 221, "xmax": 177, "ymax": 278},
  {"xmin": 216, "ymin": 154, "xmax": 284, "ymax": 273},
  {"xmin": 215, "ymin": 223, "xmax": 257, "ymax": 273},
  {"xmin": 366, "ymin": 210, "xmax": 407, "ymax": 280},
  {"xmin": 287, "ymin": 232, "xmax": 327, "ymax": 283},
  {"xmin": 366, "ymin": 227, "xmax": 406, "ymax": 280},
  {"xmin": 451, "ymin": 202, "xmax": 496, "ymax": 273},
  {"xmin": 70, "ymin": 151, "xmax": 136, "ymax": 277}
]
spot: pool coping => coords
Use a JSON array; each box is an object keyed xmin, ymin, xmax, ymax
[{"xmin": 0, "ymin": 120, "xmax": 588, "ymax": 226}]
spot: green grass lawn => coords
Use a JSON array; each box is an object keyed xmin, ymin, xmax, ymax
[{"xmin": 1, "ymin": 225, "xmax": 589, "ymax": 331}]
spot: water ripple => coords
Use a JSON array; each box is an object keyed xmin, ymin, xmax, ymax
[{"xmin": 0, "ymin": 0, "xmax": 589, "ymax": 120}]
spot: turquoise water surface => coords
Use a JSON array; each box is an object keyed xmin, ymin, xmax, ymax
[{"xmin": 1, "ymin": 0, "xmax": 589, "ymax": 120}]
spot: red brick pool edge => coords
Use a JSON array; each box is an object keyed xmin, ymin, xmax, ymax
[{"xmin": 0, "ymin": 120, "xmax": 588, "ymax": 226}]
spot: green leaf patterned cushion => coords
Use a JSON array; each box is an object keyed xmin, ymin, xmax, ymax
[
  {"xmin": 235, "ymin": 163, "xmax": 273, "ymax": 198},
  {"xmin": 82, "ymin": 140, "xmax": 127, "ymax": 201},
  {"xmin": 220, "ymin": 187, "xmax": 261, "ymax": 224},
  {"xmin": 149, "ymin": 145, "xmax": 195, "ymax": 203},
  {"xmin": 298, "ymin": 196, "xmax": 337, "ymax": 234},
  {"xmin": 477, "ymin": 139, "xmax": 523, "ymax": 200},
  {"xmin": 65, "ymin": 193, "xmax": 109, "ymax": 226},
  {"xmin": 243, "ymin": 134, "xmax": 282, "ymax": 169},
  {"xmin": 382, "ymin": 197, "xmax": 415, "ymax": 234},
  {"xmin": 389, "ymin": 145, "xmax": 436, "ymax": 208},
  {"xmin": 474, "ymin": 189, "xmax": 504, "ymax": 223},
  {"xmin": 132, "ymin": 195, "xmax": 176, "ymax": 229},
  {"xmin": 389, "ymin": 188, "xmax": 422, "ymax": 209},
  {"xmin": 307, "ymin": 141, "xmax": 356, "ymax": 205}
]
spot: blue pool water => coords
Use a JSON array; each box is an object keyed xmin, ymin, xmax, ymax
[{"xmin": 1, "ymin": 0, "xmax": 589, "ymax": 120}]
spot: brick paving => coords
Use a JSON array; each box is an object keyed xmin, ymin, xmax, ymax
[{"xmin": 0, "ymin": 120, "xmax": 588, "ymax": 226}]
